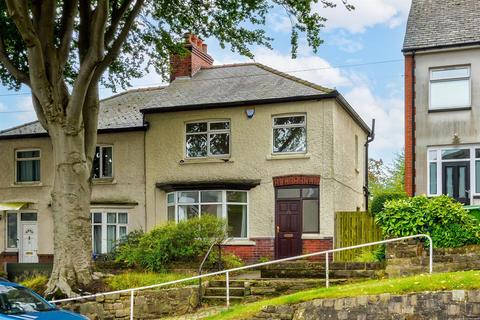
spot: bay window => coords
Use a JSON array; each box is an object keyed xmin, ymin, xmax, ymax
[
  {"xmin": 167, "ymin": 190, "xmax": 248, "ymax": 238},
  {"xmin": 91, "ymin": 211, "xmax": 128, "ymax": 254}
]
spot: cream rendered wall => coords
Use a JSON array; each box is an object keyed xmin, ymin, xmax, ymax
[
  {"xmin": 332, "ymin": 103, "xmax": 367, "ymax": 214},
  {"xmin": 0, "ymin": 130, "xmax": 146, "ymax": 255},
  {"xmin": 144, "ymin": 99, "xmax": 364, "ymax": 239},
  {"xmin": 414, "ymin": 47, "xmax": 480, "ymax": 196}
]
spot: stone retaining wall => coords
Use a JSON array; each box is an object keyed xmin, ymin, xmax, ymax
[
  {"xmin": 60, "ymin": 285, "xmax": 200, "ymax": 320},
  {"xmin": 252, "ymin": 289, "xmax": 480, "ymax": 319},
  {"xmin": 386, "ymin": 240, "xmax": 480, "ymax": 277}
]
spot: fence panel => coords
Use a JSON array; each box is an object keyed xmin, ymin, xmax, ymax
[{"xmin": 334, "ymin": 211, "xmax": 382, "ymax": 261}]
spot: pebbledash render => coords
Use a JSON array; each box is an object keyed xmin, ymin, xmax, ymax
[
  {"xmin": 0, "ymin": 34, "xmax": 370, "ymax": 264},
  {"xmin": 403, "ymin": 0, "xmax": 480, "ymax": 205}
]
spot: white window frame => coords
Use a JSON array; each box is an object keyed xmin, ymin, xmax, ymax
[
  {"xmin": 185, "ymin": 120, "xmax": 231, "ymax": 159},
  {"xmin": 93, "ymin": 145, "xmax": 114, "ymax": 179},
  {"xmin": 5, "ymin": 211, "xmax": 38, "ymax": 252},
  {"xmin": 166, "ymin": 190, "xmax": 249, "ymax": 239},
  {"xmin": 272, "ymin": 114, "xmax": 307, "ymax": 154},
  {"xmin": 429, "ymin": 65, "xmax": 471, "ymax": 110},
  {"xmin": 15, "ymin": 149, "xmax": 41, "ymax": 183},
  {"xmin": 91, "ymin": 211, "xmax": 128, "ymax": 254},
  {"xmin": 427, "ymin": 145, "xmax": 480, "ymax": 202}
]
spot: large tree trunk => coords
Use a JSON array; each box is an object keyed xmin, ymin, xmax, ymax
[{"xmin": 45, "ymin": 124, "xmax": 93, "ymax": 297}]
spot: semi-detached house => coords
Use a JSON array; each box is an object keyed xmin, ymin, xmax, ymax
[
  {"xmin": 0, "ymin": 34, "xmax": 370, "ymax": 264},
  {"xmin": 404, "ymin": 0, "xmax": 480, "ymax": 205}
]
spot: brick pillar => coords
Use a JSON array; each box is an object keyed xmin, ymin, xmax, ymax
[{"xmin": 404, "ymin": 54, "xmax": 415, "ymax": 197}]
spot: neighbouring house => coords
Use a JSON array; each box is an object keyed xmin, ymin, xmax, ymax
[
  {"xmin": 0, "ymin": 34, "xmax": 370, "ymax": 264},
  {"xmin": 403, "ymin": 0, "xmax": 480, "ymax": 205}
]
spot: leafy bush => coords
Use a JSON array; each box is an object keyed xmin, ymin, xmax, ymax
[
  {"xmin": 354, "ymin": 245, "xmax": 385, "ymax": 263},
  {"xmin": 370, "ymin": 191, "xmax": 407, "ymax": 216},
  {"xmin": 376, "ymin": 195, "xmax": 480, "ymax": 248},
  {"xmin": 20, "ymin": 275, "xmax": 48, "ymax": 296},
  {"xmin": 115, "ymin": 216, "xmax": 226, "ymax": 272},
  {"xmin": 469, "ymin": 209, "xmax": 480, "ymax": 222},
  {"xmin": 207, "ymin": 252, "xmax": 244, "ymax": 270}
]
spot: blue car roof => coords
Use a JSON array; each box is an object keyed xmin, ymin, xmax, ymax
[{"xmin": 0, "ymin": 281, "xmax": 20, "ymax": 287}]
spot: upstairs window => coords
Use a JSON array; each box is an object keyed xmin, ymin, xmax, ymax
[
  {"xmin": 273, "ymin": 115, "xmax": 307, "ymax": 153},
  {"xmin": 93, "ymin": 145, "xmax": 113, "ymax": 179},
  {"xmin": 185, "ymin": 121, "xmax": 230, "ymax": 158},
  {"xmin": 429, "ymin": 66, "xmax": 470, "ymax": 110},
  {"xmin": 15, "ymin": 150, "xmax": 40, "ymax": 183}
]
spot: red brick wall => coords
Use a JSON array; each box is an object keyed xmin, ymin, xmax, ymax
[
  {"xmin": 273, "ymin": 175, "xmax": 320, "ymax": 187},
  {"xmin": 0, "ymin": 252, "xmax": 18, "ymax": 263},
  {"xmin": 404, "ymin": 54, "xmax": 415, "ymax": 197},
  {"xmin": 170, "ymin": 34, "xmax": 213, "ymax": 81},
  {"xmin": 38, "ymin": 254, "xmax": 54, "ymax": 263},
  {"xmin": 302, "ymin": 238, "xmax": 333, "ymax": 261},
  {"xmin": 223, "ymin": 238, "xmax": 274, "ymax": 262}
]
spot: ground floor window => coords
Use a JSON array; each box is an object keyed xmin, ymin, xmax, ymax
[
  {"xmin": 167, "ymin": 190, "xmax": 248, "ymax": 238},
  {"xmin": 276, "ymin": 186, "xmax": 319, "ymax": 233},
  {"xmin": 91, "ymin": 211, "xmax": 128, "ymax": 254},
  {"xmin": 428, "ymin": 146, "xmax": 480, "ymax": 204}
]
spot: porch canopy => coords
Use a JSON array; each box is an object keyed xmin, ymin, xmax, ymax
[{"xmin": 0, "ymin": 202, "xmax": 28, "ymax": 211}]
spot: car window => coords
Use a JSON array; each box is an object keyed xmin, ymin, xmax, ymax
[{"xmin": 0, "ymin": 285, "xmax": 53, "ymax": 314}]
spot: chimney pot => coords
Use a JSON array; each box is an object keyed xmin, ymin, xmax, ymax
[
  {"xmin": 202, "ymin": 44, "xmax": 208, "ymax": 53},
  {"xmin": 170, "ymin": 34, "xmax": 213, "ymax": 82}
]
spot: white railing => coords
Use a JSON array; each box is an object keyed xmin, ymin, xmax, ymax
[{"xmin": 51, "ymin": 234, "xmax": 433, "ymax": 319}]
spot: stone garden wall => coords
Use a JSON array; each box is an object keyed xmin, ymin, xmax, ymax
[
  {"xmin": 252, "ymin": 289, "xmax": 480, "ymax": 319},
  {"xmin": 385, "ymin": 240, "xmax": 480, "ymax": 277},
  {"xmin": 59, "ymin": 285, "xmax": 200, "ymax": 320}
]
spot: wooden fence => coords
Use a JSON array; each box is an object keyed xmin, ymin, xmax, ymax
[{"xmin": 334, "ymin": 211, "xmax": 382, "ymax": 262}]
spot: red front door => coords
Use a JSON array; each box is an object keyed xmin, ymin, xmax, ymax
[{"xmin": 275, "ymin": 200, "xmax": 302, "ymax": 259}]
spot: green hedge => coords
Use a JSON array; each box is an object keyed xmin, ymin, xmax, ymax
[
  {"xmin": 114, "ymin": 216, "xmax": 226, "ymax": 272},
  {"xmin": 375, "ymin": 195, "xmax": 480, "ymax": 248},
  {"xmin": 370, "ymin": 191, "xmax": 407, "ymax": 216}
]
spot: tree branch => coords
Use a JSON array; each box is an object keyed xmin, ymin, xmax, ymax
[
  {"xmin": 105, "ymin": 0, "xmax": 133, "ymax": 46},
  {"xmin": 67, "ymin": 0, "xmax": 109, "ymax": 127},
  {"xmin": 58, "ymin": 0, "xmax": 78, "ymax": 69},
  {"xmin": 32, "ymin": 94, "xmax": 48, "ymax": 129},
  {"xmin": 0, "ymin": 32, "xmax": 30, "ymax": 85}
]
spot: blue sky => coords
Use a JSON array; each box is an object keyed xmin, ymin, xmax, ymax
[{"xmin": 0, "ymin": 0, "xmax": 410, "ymax": 163}]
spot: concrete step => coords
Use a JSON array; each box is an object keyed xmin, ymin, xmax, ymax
[
  {"xmin": 208, "ymin": 280, "xmax": 245, "ymax": 288},
  {"xmin": 204, "ymin": 287, "xmax": 246, "ymax": 297},
  {"xmin": 202, "ymin": 295, "xmax": 244, "ymax": 304}
]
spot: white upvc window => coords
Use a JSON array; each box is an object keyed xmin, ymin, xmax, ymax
[
  {"xmin": 167, "ymin": 190, "xmax": 248, "ymax": 238},
  {"xmin": 185, "ymin": 120, "xmax": 230, "ymax": 158},
  {"xmin": 91, "ymin": 211, "xmax": 128, "ymax": 254},
  {"xmin": 427, "ymin": 145, "xmax": 480, "ymax": 199},
  {"xmin": 272, "ymin": 114, "xmax": 307, "ymax": 154},
  {"xmin": 15, "ymin": 149, "xmax": 41, "ymax": 183},
  {"xmin": 92, "ymin": 145, "xmax": 114, "ymax": 179},
  {"xmin": 429, "ymin": 66, "xmax": 471, "ymax": 110}
]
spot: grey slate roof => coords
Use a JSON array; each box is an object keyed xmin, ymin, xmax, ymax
[
  {"xmin": 0, "ymin": 87, "xmax": 163, "ymax": 137},
  {"xmin": 141, "ymin": 63, "xmax": 332, "ymax": 111},
  {"xmin": 403, "ymin": 0, "xmax": 480, "ymax": 52}
]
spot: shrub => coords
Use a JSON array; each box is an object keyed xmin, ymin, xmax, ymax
[
  {"xmin": 376, "ymin": 195, "xmax": 480, "ymax": 248},
  {"xmin": 105, "ymin": 272, "xmax": 195, "ymax": 291},
  {"xmin": 20, "ymin": 275, "xmax": 48, "ymax": 296},
  {"xmin": 469, "ymin": 209, "xmax": 480, "ymax": 222},
  {"xmin": 115, "ymin": 216, "xmax": 226, "ymax": 272},
  {"xmin": 370, "ymin": 191, "xmax": 407, "ymax": 216},
  {"xmin": 354, "ymin": 245, "xmax": 385, "ymax": 263}
]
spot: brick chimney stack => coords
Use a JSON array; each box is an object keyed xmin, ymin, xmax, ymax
[{"xmin": 170, "ymin": 33, "xmax": 214, "ymax": 82}]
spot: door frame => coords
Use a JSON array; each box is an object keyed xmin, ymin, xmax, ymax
[
  {"xmin": 19, "ymin": 220, "xmax": 39, "ymax": 263},
  {"xmin": 442, "ymin": 161, "xmax": 470, "ymax": 204},
  {"xmin": 274, "ymin": 199, "xmax": 303, "ymax": 259}
]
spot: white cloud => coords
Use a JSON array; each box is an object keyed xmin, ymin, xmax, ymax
[
  {"xmin": 319, "ymin": 0, "xmax": 411, "ymax": 33},
  {"xmin": 328, "ymin": 31, "xmax": 364, "ymax": 53},
  {"xmin": 14, "ymin": 96, "xmax": 37, "ymax": 122}
]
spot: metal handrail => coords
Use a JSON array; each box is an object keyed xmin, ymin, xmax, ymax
[
  {"xmin": 198, "ymin": 240, "xmax": 223, "ymax": 301},
  {"xmin": 51, "ymin": 234, "xmax": 433, "ymax": 320}
]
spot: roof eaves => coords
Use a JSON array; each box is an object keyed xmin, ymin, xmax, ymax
[
  {"xmin": 141, "ymin": 93, "xmax": 338, "ymax": 114},
  {"xmin": 402, "ymin": 41, "xmax": 480, "ymax": 53},
  {"xmin": 0, "ymin": 120, "xmax": 41, "ymax": 136}
]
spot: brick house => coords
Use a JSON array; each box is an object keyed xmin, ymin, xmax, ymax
[{"xmin": 0, "ymin": 34, "xmax": 370, "ymax": 263}]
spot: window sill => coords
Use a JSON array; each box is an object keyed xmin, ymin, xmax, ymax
[
  {"xmin": 428, "ymin": 107, "xmax": 471, "ymax": 113},
  {"xmin": 179, "ymin": 158, "xmax": 233, "ymax": 165},
  {"xmin": 92, "ymin": 178, "xmax": 116, "ymax": 185},
  {"xmin": 302, "ymin": 234, "xmax": 323, "ymax": 240},
  {"xmin": 11, "ymin": 182, "xmax": 42, "ymax": 187},
  {"xmin": 266, "ymin": 153, "xmax": 310, "ymax": 161},
  {"xmin": 223, "ymin": 239, "xmax": 256, "ymax": 246}
]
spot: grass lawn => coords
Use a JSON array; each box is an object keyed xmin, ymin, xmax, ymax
[
  {"xmin": 206, "ymin": 270, "xmax": 480, "ymax": 320},
  {"xmin": 106, "ymin": 272, "xmax": 197, "ymax": 290}
]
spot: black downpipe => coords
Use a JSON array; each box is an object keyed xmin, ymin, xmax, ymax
[
  {"xmin": 364, "ymin": 119, "xmax": 376, "ymax": 211},
  {"xmin": 411, "ymin": 52, "xmax": 416, "ymax": 196}
]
